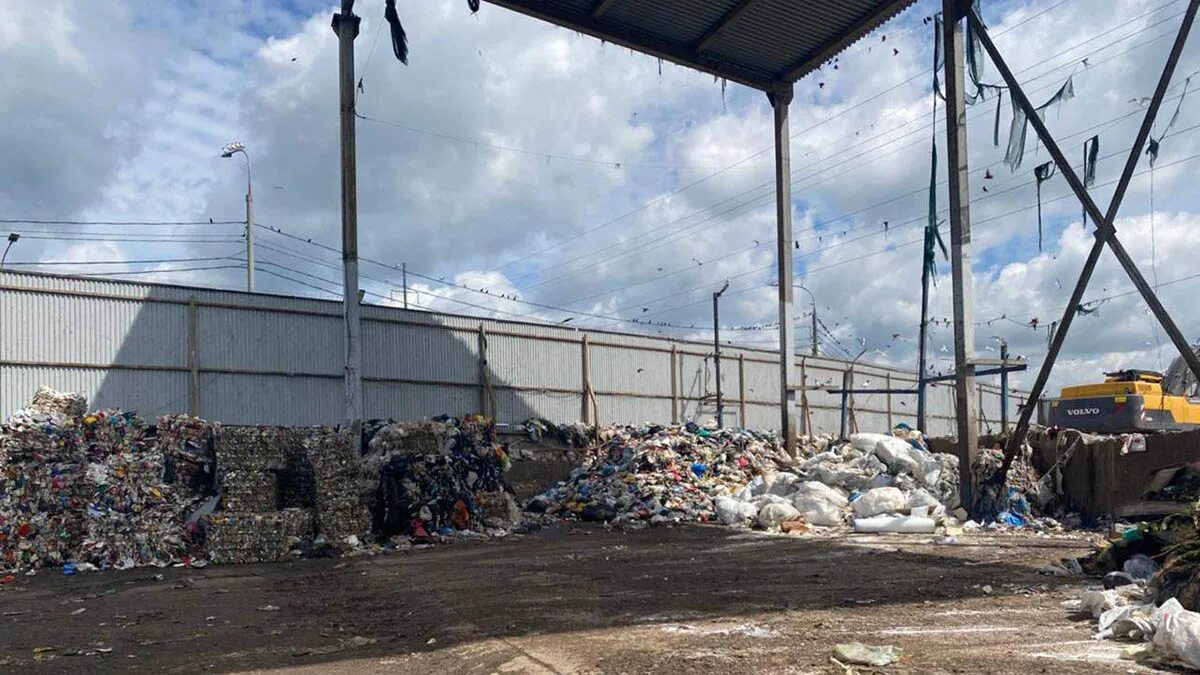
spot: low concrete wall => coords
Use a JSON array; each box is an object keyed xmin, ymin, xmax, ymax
[{"xmin": 1029, "ymin": 427, "xmax": 1200, "ymax": 519}]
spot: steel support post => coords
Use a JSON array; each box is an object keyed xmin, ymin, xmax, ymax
[
  {"xmin": 769, "ymin": 83, "xmax": 797, "ymax": 456},
  {"xmin": 943, "ymin": 0, "xmax": 978, "ymax": 496}
]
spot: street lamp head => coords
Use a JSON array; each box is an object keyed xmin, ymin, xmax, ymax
[
  {"xmin": 7, "ymin": 233, "xmax": 18, "ymax": 243},
  {"xmin": 220, "ymin": 141, "xmax": 246, "ymax": 158}
]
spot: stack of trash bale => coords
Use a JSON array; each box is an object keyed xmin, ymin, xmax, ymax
[
  {"xmin": 0, "ymin": 389, "xmax": 211, "ymax": 572},
  {"xmin": 304, "ymin": 428, "xmax": 371, "ymax": 544},
  {"xmin": 525, "ymin": 423, "xmax": 789, "ymax": 526},
  {"xmin": 362, "ymin": 415, "xmax": 516, "ymax": 540},
  {"xmin": 206, "ymin": 425, "xmax": 371, "ymax": 562},
  {"xmin": 712, "ymin": 431, "xmax": 960, "ymax": 533}
]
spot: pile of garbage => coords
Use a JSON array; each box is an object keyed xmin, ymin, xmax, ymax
[
  {"xmin": 525, "ymin": 423, "xmax": 789, "ymax": 526},
  {"xmin": 713, "ymin": 430, "xmax": 960, "ymax": 533},
  {"xmin": 362, "ymin": 415, "xmax": 518, "ymax": 541},
  {"xmin": 1069, "ymin": 504, "xmax": 1200, "ymax": 669},
  {"xmin": 0, "ymin": 389, "xmax": 212, "ymax": 573}
]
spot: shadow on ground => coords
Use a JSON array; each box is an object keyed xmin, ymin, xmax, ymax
[{"xmin": 0, "ymin": 523, "xmax": 1098, "ymax": 674}]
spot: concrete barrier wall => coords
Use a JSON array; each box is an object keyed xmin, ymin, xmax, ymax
[{"xmin": 1029, "ymin": 427, "xmax": 1200, "ymax": 519}]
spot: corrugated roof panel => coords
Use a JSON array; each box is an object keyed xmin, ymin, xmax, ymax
[
  {"xmin": 484, "ymin": 0, "xmax": 916, "ymax": 90},
  {"xmin": 604, "ymin": 0, "xmax": 740, "ymax": 45}
]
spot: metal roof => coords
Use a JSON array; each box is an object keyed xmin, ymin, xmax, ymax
[{"xmin": 484, "ymin": 0, "xmax": 916, "ymax": 91}]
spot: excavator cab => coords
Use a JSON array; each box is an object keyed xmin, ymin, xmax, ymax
[{"xmin": 1042, "ymin": 359, "xmax": 1200, "ymax": 433}]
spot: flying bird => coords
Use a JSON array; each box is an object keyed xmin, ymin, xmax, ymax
[{"xmin": 560, "ymin": 317, "xmax": 574, "ymax": 324}]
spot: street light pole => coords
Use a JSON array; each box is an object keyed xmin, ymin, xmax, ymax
[
  {"xmin": 221, "ymin": 141, "xmax": 254, "ymax": 291},
  {"xmin": 712, "ymin": 280, "xmax": 730, "ymax": 428},
  {"xmin": 796, "ymin": 285, "xmax": 818, "ymax": 356},
  {"xmin": 0, "ymin": 233, "xmax": 19, "ymax": 269}
]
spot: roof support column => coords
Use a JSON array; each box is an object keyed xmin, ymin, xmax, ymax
[
  {"xmin": 942, "ymin": 0, "xmax": 978, "ymax": 499},
  {"xmin": 333, "ymin": 1, "xmax": 363, "ymax": 444},
  {"xmin": 768, "ymin": 83, "xmax": 796, "ymax": 457}
]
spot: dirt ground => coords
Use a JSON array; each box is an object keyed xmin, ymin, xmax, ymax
[{"xmin": 0, "ymin": 523, "xmax": 1148, "ymax": 674}]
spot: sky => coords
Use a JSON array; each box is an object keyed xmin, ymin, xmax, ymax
[{"xmin": 2, "ymin": 0, "xmax": 1200, "ymax": 395}]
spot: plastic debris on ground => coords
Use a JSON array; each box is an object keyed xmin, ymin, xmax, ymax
[
  {"xmin": 711, "ymin": 427, "xmax": 960, "ymax": 533},
  {"xmin": 525, "ymin": 423, "xmax": 789, "ymax": 527},
  {"xmin": 361, "ymin": 415, "xmax": 518, "ymax": 544},
  {"xmin": 832, "ymin": 642, "xmax": 902, "ymax": 667}
]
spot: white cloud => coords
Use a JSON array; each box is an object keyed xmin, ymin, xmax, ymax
[{"xmin": 3, "ymin": 0, "xmax": 1200, "ymax": 401}]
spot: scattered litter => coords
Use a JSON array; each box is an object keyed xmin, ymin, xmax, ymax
[
  {"xmin": 832, "ymin": 642, "xmax": 902, "ymax": 667},
  {"xmin": 257, "ymin": 605, "xmax": 281, "ymax": 612}
]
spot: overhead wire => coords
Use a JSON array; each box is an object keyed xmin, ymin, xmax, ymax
[{"xmin": 493, "ymin": 0, "xmax": 1185, "ymax": 284}]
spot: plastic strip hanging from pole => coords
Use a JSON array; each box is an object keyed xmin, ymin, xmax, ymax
[
  {"xmin": 1033, "ymin": 160, "xmax": 1057, "ymax": 252},
  {"xmin": 1148, "ymin": 75, "xmax": 1192, "ymax": 166},
  {"xmin": 1081, "ymin": 135, "xmax": 1099, "ymax": 226},
  {"xmin": 925, "ymin": 16, "xmax": 949, "ymax": 284},
  {"xmin": 1005, "ymin": 76, "xmax": 1075, "ymax": 171},
  {"xmin": 384, "ymin": 0, "xmax": 408, "ymax": 64}
]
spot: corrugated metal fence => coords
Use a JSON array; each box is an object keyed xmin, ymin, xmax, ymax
[{"xmin": 0, "ymin": 271, "xmax": 1021, "ymax": 435}]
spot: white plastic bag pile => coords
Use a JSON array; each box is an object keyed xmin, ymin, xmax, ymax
[
  {"xmin": 716, "ymin": 432, "xmax": 959, "ymax": 532},
  {"xmin": 1065, "ymin": 579, "xmax": 1200, "ymax": 670}
]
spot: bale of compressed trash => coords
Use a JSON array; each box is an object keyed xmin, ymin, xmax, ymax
[
  {"xmin": 526, "ymin": 423, "xmax": 789, "ymax": 526},
  {"xmin": 0, "ymin": 398, "xmax": 213, "ymax": 572}
]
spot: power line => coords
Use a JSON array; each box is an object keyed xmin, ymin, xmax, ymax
[
  {"xmin": 527, "ymin": 12, "xmax": 1191, "ymax": 298},
  {"xmin": 484, "ymin": 0, "xmax": 1180, "ymax": 278},
  {"xmin": 0, "ymin": 218, "xmax": 242, "ymax": 226},
  {"xmin": 2, "ymin": 254, "xmax": 241, "ymax": 267},
  {"xmin": 77, "ymin": 264, "xmax": 246, "ymax": 278},
  {"xmin": 492, "ymin": 0, "xmax": 1090, "ymax": 271}
]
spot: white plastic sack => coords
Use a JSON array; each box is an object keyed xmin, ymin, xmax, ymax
[
  {"xmin": 852, "ymin": 487, "xmax": 908, "ymax": 517},
  {"xmin": 1153, "ymin": 598, "xmax": 1200, "ymax": 669},
  {"xmin": 1079, "ymin": 589, "xmax": 1123, "ymax": 618},
  {"xmin": 794, "ymin": 481, "xmax": 849, "ymax": 506},
  {"xmin": 856, "ymin": 433, "xmax": 943, "ymax": 488},
  {"xmin": 714, "ymin": 496, "xmax": 758, "ymax": 526},
  {"xmin": 747, "ymin": 474, "xmax": 769, "ymax": 497},
  {"xmin": 751, "ymin": 494, "xmax": 790, "ymax": 509},
  {"xmin": 792, "ymin": 482, "xmax": 849, "ymax": 527},
  {"xmin": 757, "ymin": 502, "xmax": 802, "ymax": 530},
  {"xmin": 849, "ymin": 433, "xmax": 892, "ymax": 453},
  {"xmin": 767, "ymin": 472, "xmax": 801, "ymax": 496}
]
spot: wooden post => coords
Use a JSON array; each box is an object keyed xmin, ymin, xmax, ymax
[
  {"xmin": 581, "ymin": 334, "xmax": 592, "ymax": 424},
  {"xmin": 738, "ymin": 354, "xmax": 746, "ymax": 428},
  {"xmin": 885, "ymin": 373, "xmax": 893, "ymax": 430},
  {"xmin": 800, "ymin": 360, "xmax": 812, "ymax": 437},
  {"xmin": 670, "ymin": 345, "xmax": 679, "ymax": 423},
  {"xmin": 478, "ymin": 325, "xmax": 494, "ymax": 418},
  {"xmin": 187, "ymin": 296, "xmax": 199, "ymax": 417}
]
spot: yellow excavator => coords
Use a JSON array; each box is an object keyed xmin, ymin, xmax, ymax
[{"xmin": 1042, "ymin": 351, "xmax": 1200, "ymax": 433}]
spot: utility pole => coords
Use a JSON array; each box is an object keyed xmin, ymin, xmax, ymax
[
  {"xmin": 917, "ymin": 243, "xmax": 931, "ymax": 432},
  {"xmin": 402, "ymin": 262, "xmax": 408, "ymax": 309},
  {"xmin": 333, "ymin": 0, "xmax": 363, "ymax": 443},
  {"xmin": 712, "ymin": 280, "xmax": 730, "ymax": 428},
  {"xmin": 220, "ymin": 141, "xmax": 253, "ymax": 291},
  {"xmin": 943, "ymin": 0, "xmax": 979, "ymax": 496},
  {"xmin": 1000, "ymin": 340, "xmax": 1010, "ymax": 433}
]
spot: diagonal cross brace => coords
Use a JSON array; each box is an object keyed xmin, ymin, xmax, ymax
[{"xmin": 964, "ymin": 0, "xmax": 1200, "ymax": 477}]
